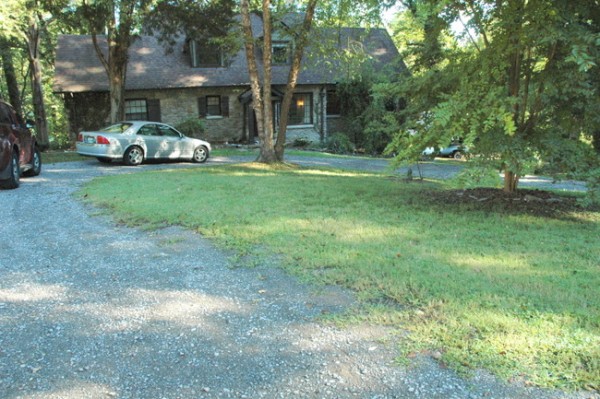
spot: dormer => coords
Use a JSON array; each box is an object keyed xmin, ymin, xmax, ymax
[{"xmin": 189, "ymin": 39, "xmax": 226, "ymax": 68}]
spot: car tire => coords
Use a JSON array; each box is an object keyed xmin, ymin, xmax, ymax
[
  {"xmin": 97, "ymin": 157, "xmax": 112, "ymax": 164},
  {"xmin": 124, "ymin": 146, "xmax": 144, "ymax": 166},
  {"xmin": 192, "ymin": 145, "xmax": 209, "ymax": 163},
  {"xmin": 453, "ymin": 151, "xmax": 463, "ymax": 160},
  {"xmin": 24, "ymin": 146, "xmax": 42, "ymax": 177},
  {"xmin": 1, "ymin": 150, "xmax": 20, "ymax": 189}
]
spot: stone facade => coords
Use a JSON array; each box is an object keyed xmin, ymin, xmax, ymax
[
  {"xmin": 126, "ymin": 87, "xmax": 246, "ymax": 143},
  {"xmin": 63, "ymin": 85, "xmax": 342, "ymax": 144}
]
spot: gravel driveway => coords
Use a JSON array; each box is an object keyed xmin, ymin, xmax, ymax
[{"xmin": 0, "ymin": 157, "xmax": 595, "ymax": 399}]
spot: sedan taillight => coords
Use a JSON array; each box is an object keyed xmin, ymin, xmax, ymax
[
  {"xmin": 77, "ymin": 133, "xmax": 83, "ymax": 142},
  {"xmin": 96, "ymin": 135, "xmax": 110, "ymax": 145}
]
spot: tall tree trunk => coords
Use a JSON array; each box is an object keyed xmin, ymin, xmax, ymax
[
  {"xmin": 108, "ymin": 46, "xmax": 128, "ymax": 122},
  {"xmin": 258, "ymin": 0, "xmax": 277, "ymax": 163},
  {"xmin": 1, "ymin": 41, "xmax": 23, "ymax": 119},
  {"xmin": 240, "ymin": 0, "xmax": 266, "ymax": 159},
  {"xmin": 89, "ymin": 0, "xmax": 137, "ymax": 124},
  {"xmin": 26, "ymin": 15, "xmax": 49, "ymax": 149},
  {"xmin": 274, "ymin": 0, "xmax": 318, "ymax": 161},
  {"xmin": 92, "ymin": 33, "xmax": 129, "ymax": 123}
]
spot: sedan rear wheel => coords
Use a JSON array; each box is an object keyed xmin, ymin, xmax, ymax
[
  {"xmin": 124, "ymin": 146, "xmax": 144, "ymax": 166},
  {"xmin": 453, "ymin": 151, "xmax": 463, "ymax": 160},
  {"xmin": 1, "ymin": 150, "xmax": 20, "ymax": 189},
  {"xmin": 192, "ymin": 145, "xmax": 209, "ymax": 163}
]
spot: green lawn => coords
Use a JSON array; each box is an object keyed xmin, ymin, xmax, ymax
[{"xmin": 78, "ymin": 163, "xmax": 599, "ymax": 391}]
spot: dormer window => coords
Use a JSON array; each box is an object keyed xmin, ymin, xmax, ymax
[
  {"xmin": 272, "ymin": 41, "xmax": 291, "ymax": 65},
  {"xmin": 190, "ymin": 40, "xmax": 224, "ymax": 67}
]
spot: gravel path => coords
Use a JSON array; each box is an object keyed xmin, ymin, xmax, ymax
[{"xmin": 0, "ymin": 157, "xmax": 595, "ymax": 399}]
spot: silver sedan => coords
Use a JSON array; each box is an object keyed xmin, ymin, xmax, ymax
[{"xmin": 76, "ymin": 121, "xmax": 211, "ymax": 165}]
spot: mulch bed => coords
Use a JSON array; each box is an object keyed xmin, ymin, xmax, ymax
[{"xmin": 422, "ymin": 188, "xmax": 592, "ymax": 218}]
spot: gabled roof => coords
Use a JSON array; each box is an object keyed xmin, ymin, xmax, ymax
[{"xmin": 53, "ymin": 16, "xmax": 404, "ymax": 93}]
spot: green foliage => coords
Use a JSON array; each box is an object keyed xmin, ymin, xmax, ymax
[
  {"xmin": 335, "ymin": 78, "xmax": 404, "ymax": 155},
  {"xmin": 174, "ymin": 118, "xmax": 205, "ymax": 138},
  {"xmin": 145, "ymin": 0, "xmax": 237, "ymax": 56},
  {"xmin": 324, "ymin": 133, "xmax": 354, "ymax": 154},
  {"xmin": 580, "ymin": 167, "xmax": 600, "ymax": 207},
  {"xmin": 387, "ymin": 0, "xmax": 600, "ymax": 192}
]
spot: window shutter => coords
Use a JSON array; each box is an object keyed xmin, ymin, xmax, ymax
[
  {"xmin": 221, "ymin": 96, "xmax": 229, "ymax": 117},
  {"xmin": 198, "ymin": 97, "xmax": 207, "ymax": 117},
  {"xmin": 147, "ymin": 99, "xmax": 161, "ymax": 122}
]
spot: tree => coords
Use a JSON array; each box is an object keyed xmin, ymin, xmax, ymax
[
  {"xmin": 0, "ymin": 38, "xmax": 24, "ymax": 118},
  {"xmin": 240, "ymin": 0, "xmax": 318, "ymax": 163},
  {"xmin": 241, "ymin": 0, "xmax": 391, "ymax": 163},
  {"xmin": 388, "ymin": 0, "xmax": 599, "ymax": 193},
  {"xmin": 76, "ymin": 0, "xmax": 154, "ymax": 123},
  {"xmin": 0, "ymin": 0, "xmax": 62, "ymax": 148}
]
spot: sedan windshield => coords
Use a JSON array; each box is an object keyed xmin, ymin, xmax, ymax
[{"xmin": 100, "ymin": 123, "xmax": 133, "ymax": 134}]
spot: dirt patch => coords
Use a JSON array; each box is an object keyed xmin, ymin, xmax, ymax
[{"xmin": 423, "ymin": 187, "xmax": 594, "ymax": 218}]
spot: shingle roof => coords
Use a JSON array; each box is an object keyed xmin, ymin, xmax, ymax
[{"xmin": 53, "ymin": 16, "xmax": 404, "ymax": 93}]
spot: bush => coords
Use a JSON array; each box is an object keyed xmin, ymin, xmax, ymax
[
  {"xmin": 580, "ymin": 167, "xmax": 600, "ymax": 207},
  {"xmin": 325, "ymin": 133, "xmax": 354, "ymax": 154},
  {"xmin": 175, "ymin": 118, "xmax": 205, "ymax": 138},
  {"xmin": 292, "ymin": 138, "xmax": 311, "ymax": 147}
]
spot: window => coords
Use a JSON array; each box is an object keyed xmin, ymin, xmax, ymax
[
  {"xmin": 198, "ymin": 96, "xmax": 229, "ymax": 118},
  {"xmin": 125, "ymin": 99, "xmax": 148, "ymax": 120},
  {"xmin": 326, "ymin": 89, "xmax": 340, "ymax": 115},
  {"xmin": 206, "ymin": 96, "xmax": 221, "ymax": 116},
  {"xmin": 288, "ymin": 93, "xmax": 312, "ymax": 125},
  {"xmin": 272, "ymin": 41, "xmax": 291, "ymax": 65},
  {"xmin": 137, "ymin": 124, "xmax": 159, "ymax": 136},
  {"xmin": 157, "ymin": 124, "xmax": 181, "ymax": 137},
  {"xmin": 191, "ymin": 40, "xmax": 224, "ymax": 67}
]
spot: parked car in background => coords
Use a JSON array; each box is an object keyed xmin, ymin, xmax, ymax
[
  {"xmin": 422, "ymin": 139, "xmax": 468, "ymax": 160},
  {"xmin": 76, "ymin": 121, "xmax": 211, "ymax": 166},
  {"xmin": 0, "ymin": 101, "xmax": 42, "ymax": 189}
]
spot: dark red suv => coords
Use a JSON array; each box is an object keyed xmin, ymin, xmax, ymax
[{"xmin": 0, "ymin": 100, "xmax": 42, "ymax": 189}]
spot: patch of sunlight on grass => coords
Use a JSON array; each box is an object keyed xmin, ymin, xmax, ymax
[{"xmin": 78, "ymin": 163, "xmax": 600, "ymax": 391}]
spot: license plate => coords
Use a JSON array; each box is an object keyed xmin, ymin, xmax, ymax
[{"xmin": 84, "ymin": 136, "xmax": 96, "ymax": 144}]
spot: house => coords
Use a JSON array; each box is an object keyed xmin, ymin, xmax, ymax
[{"xmin": 53, "ymin": 14, "xmax": 405, "ymax": 144}]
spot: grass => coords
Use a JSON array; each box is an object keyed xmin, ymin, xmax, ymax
[{"xmin": 78, "ymin": 163, "xmax": 600, "ymax": 391}]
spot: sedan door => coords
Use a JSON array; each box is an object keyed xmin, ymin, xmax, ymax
[
  {"xmin": 157, "ymin": 125, "xmax": 187, "ymax": 159},
  {"xmin": 136, "ymin": 124, "xmax": 161, "ymax": 159}
]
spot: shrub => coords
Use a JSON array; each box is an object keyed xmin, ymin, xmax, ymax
[
  {"xmin": 292, "ymin": 138, "xmax": 311, "ymax": 147},
  {"xmin": 175, "ymin": 118, "xmax": 205, "ymax": 138},
  {"xmin": 325, "ymin": 133, "xmax": 354, "ymax": 154}
]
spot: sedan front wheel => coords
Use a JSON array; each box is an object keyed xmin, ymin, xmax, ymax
[
  {"xmin": 192, "ymin": 146, "xmax": 209, "ymax": 163},
  {"xmin": 124, "ymin": 146, "xmax": 144, "ymax": 166}
]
